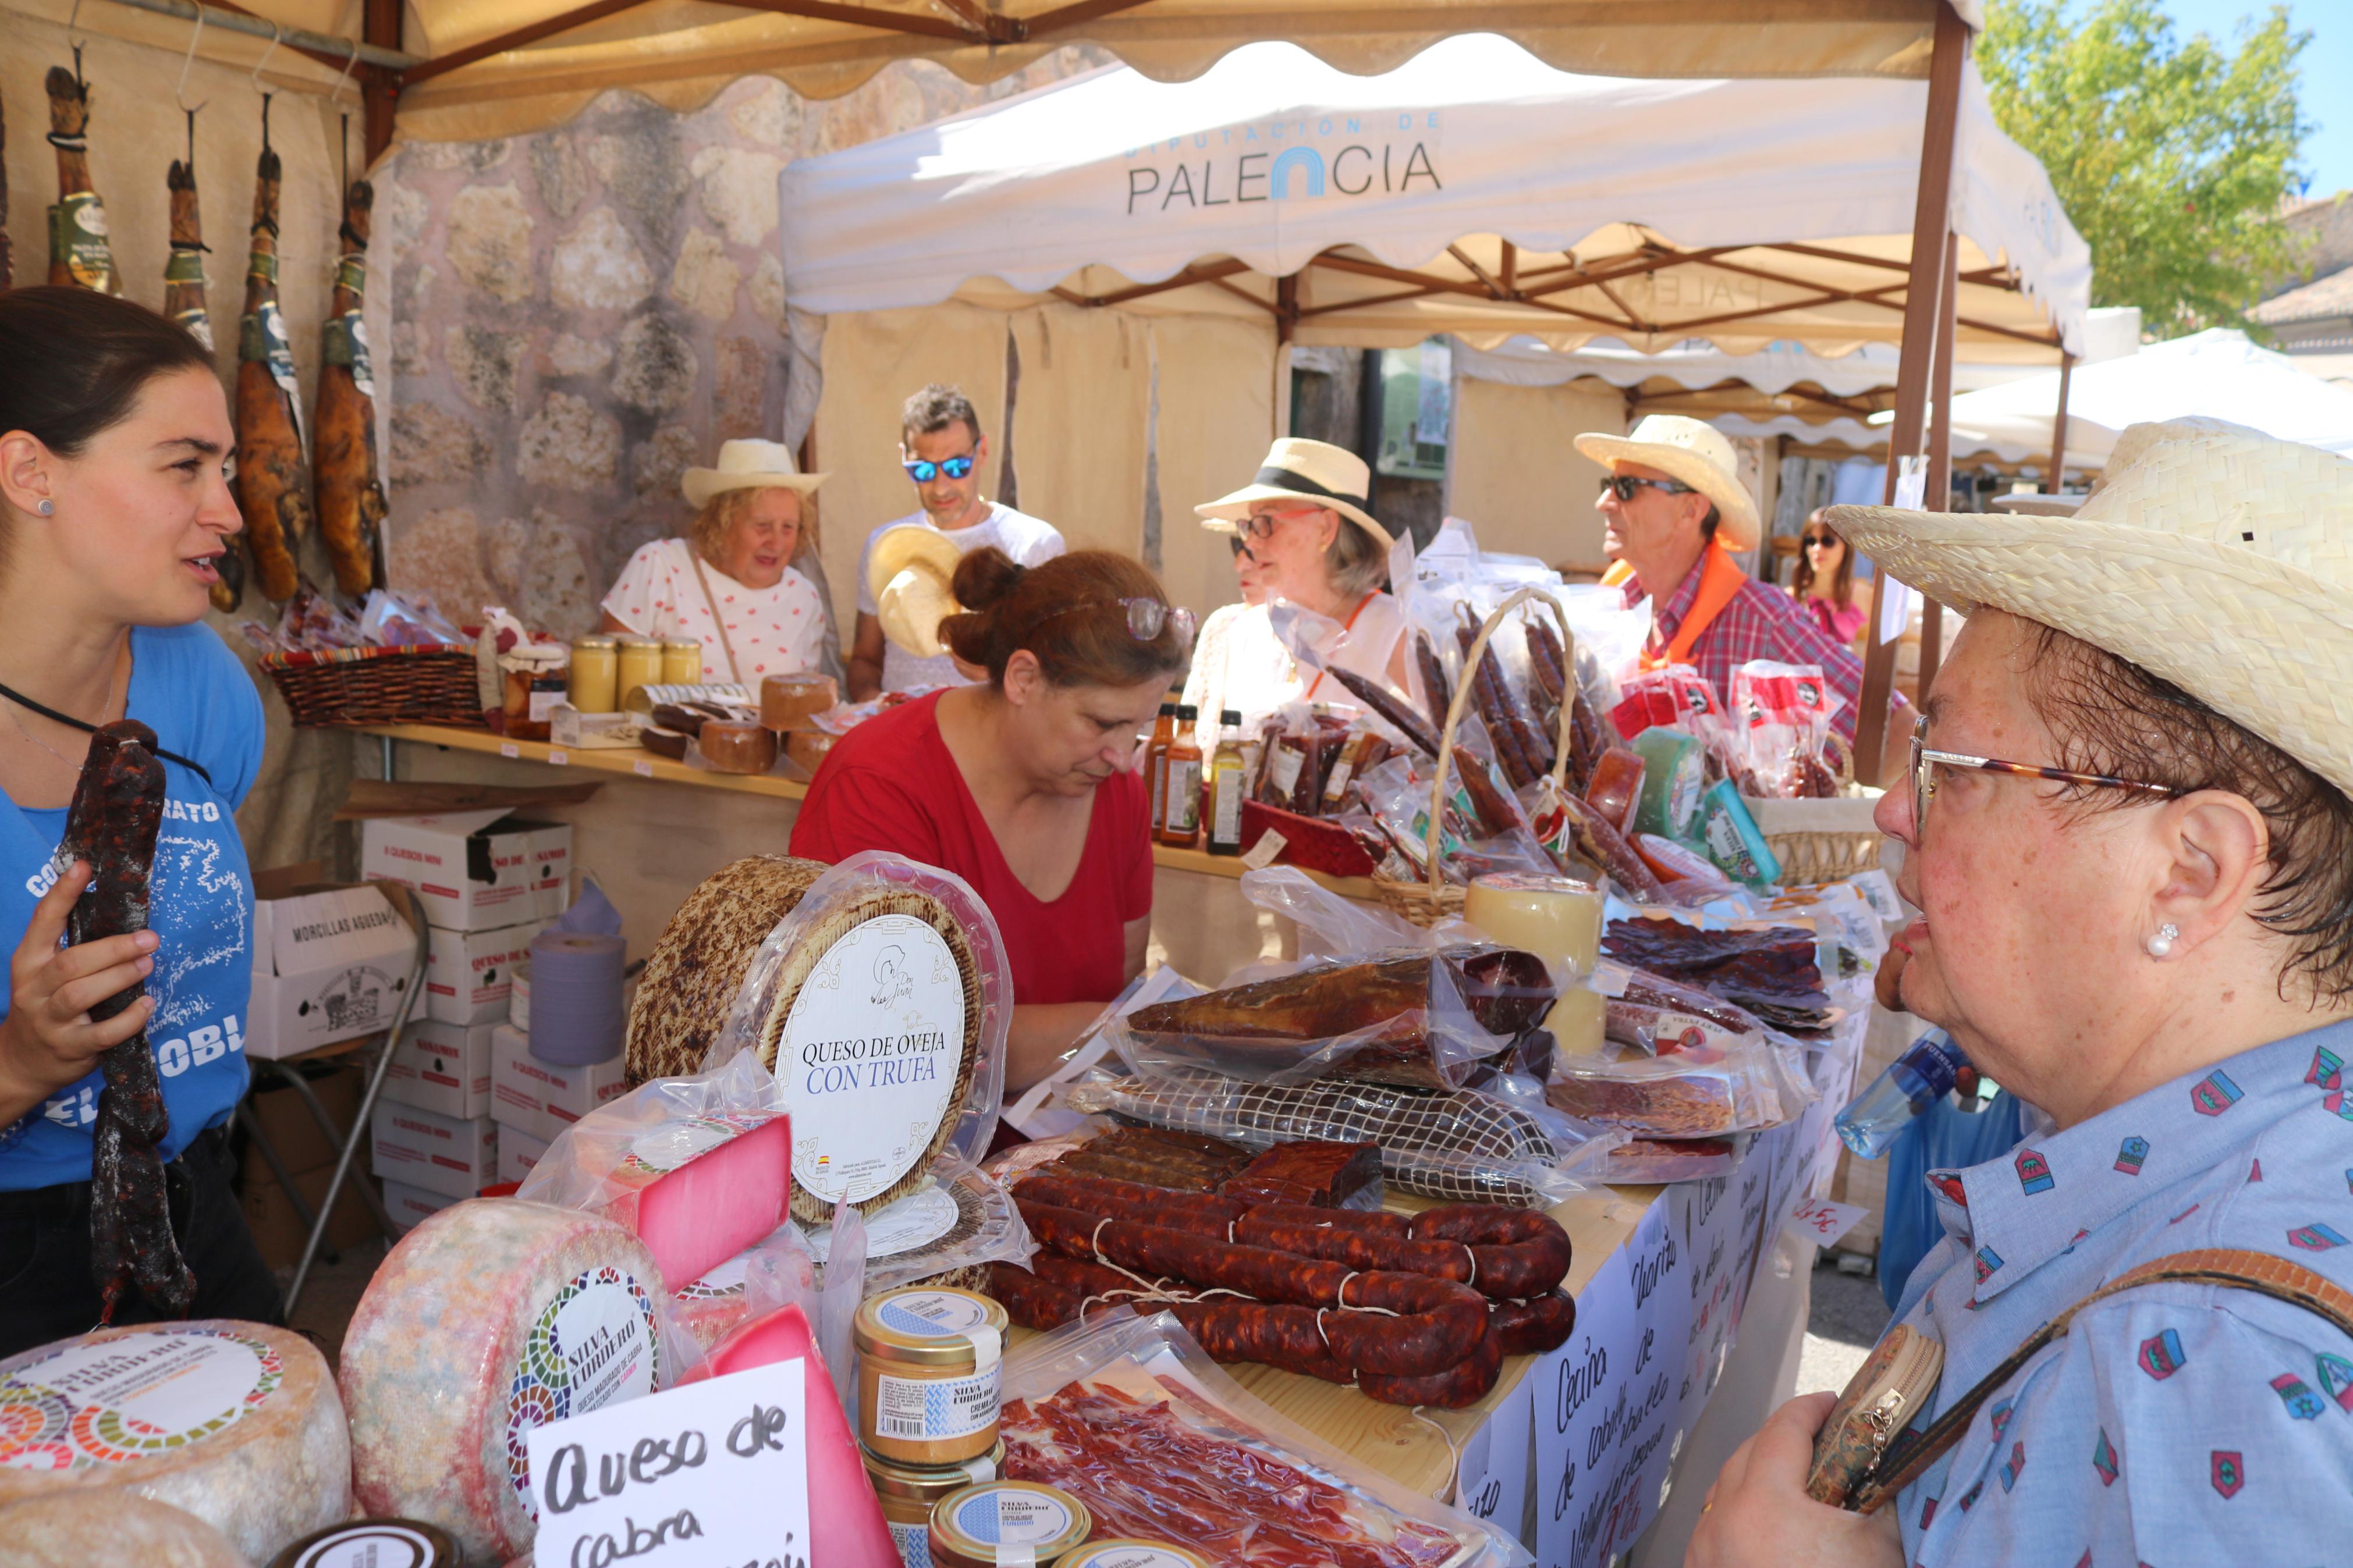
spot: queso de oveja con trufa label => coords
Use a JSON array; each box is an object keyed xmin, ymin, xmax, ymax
[{"xmin": 780, "ymin": 914, "xmax": 967, "ymax": 1207}]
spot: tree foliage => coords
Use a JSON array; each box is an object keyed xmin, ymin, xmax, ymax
[{"xmin": 1978, "ymin": 0, "xmax": 2311, "ymax": 336}]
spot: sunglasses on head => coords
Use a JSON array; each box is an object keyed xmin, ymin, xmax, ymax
[
  {"xmin": 1599, "ymin": 475, "xmax": 1697, "ymax": 503},
  {"xmin": 902, "ymin": 453, "xmax": 977, "ymax": 484}
]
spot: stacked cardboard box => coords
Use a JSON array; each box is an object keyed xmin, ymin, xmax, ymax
[{"xmin": 361, "ymin": 812, "xmax": 572, "ymax": 1228}]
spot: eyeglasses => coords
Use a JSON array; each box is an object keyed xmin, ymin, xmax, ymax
[
  {"xmin": 1600, "ymin": 475, "xmax": 1697, "ymax": 503},
  {"xmin": 1238, "ymin": 506, "xmax": 1324, "ymax": 541},
  {"xmin": 902, "ymin": 454, "xmax": 977, "ymax": 484},
  {"xmin": 1908, "ymin": 714, "xmax": 2177, "ymax": 844},
  {"xmin": 1039, "ymin": 597, "xmax": 1199, "ymax": 648}
]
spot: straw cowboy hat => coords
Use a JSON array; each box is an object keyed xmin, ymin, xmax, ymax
[
  {"xmin": 1574, "ymin": 414, "xmax": 1762, "ymax": 550},
  {"xmin": 682, "ymin": 439, "xmax": 828, "ymax": 509},
  {"xmin": 1826, "ymin": 419, "xmax": 2353, "ymax": 797},
  {"xmin": 1195, "ymin": 438, "xmax": 1396, "ymax": 553},
  {"xmin": 867, "ymin": 524, "xmax": 967, "ymax": 659}
]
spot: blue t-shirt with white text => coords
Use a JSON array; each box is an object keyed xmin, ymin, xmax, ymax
[{"xmin": 0, "ymin": 623, "xmax": 262, "ymax": 1189}]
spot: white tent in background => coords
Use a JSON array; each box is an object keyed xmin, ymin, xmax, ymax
[{"xmin": 1917, "ymin": 329, "xmax": 2353, "ymax": 471}]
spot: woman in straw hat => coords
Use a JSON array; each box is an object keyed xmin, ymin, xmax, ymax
[
  {"xmin": 1189, "ymin": 437, "xmax": 1411, "ymax": 730},
  {"xmin": 1687, "ymin": 421, "xmax": 2353, "ymax": 1567},
  {"xmin": 599, "ymin": 438, "xmax": 832, "ymax": 687}
]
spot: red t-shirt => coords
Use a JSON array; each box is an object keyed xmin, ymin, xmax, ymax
[{"xmin": 789, "ymin": 691, "xmax": 1153, "ymax": 1007}]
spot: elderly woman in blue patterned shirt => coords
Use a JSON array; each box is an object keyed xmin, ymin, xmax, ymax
[{"xmin": 1687, "ymin": 421, "xmax": 2353, "ymax": 1568}]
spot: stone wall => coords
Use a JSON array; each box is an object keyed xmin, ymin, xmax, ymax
[{"xmin": 377, "ymin": 52, "xmax": 1107, "ymax": 639}]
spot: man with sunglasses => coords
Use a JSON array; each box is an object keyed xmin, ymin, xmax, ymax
[
  {"xmin": 849, "ymin": 383, "xmax": 1063, "ymax": 699},
  {"xmin": 1575, "ymin": 414, "xmax": 1907, "ymax": 774}
]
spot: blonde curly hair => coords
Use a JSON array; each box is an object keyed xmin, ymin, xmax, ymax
[{"xmin": 689, "ymin": 485, "xmax": 817, "ymax": 566}]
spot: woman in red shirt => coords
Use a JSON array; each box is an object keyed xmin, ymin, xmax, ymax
[{"xmin": 792, "ymin": 547, "xmax": 1191, "ymax": 1089}]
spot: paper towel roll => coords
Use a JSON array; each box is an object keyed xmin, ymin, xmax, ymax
[{"xmin": 526, "ymin": 930, "xmax": 626, "ymax": 1065}]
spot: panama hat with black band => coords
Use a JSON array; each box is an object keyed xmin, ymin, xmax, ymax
[
  {"xmin": 1574, "ymin": 414, "xmax": 1761, "ymax": 551},
  {"xmin": 1195, "ymin": 437, "xmax": 1395, "ymax": 553}
]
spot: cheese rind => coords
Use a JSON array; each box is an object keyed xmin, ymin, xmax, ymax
[
  {"xmin": 0, "ymin": 1491, "xmax": 252, "ymax": 1567},
  {"xmin": 0, "ymin": 1320, "xmax": 347, "ymax": 1564},
  {"xmin": 339, "ymin": 1199, "xmax": 663, "ymax": 1565}
]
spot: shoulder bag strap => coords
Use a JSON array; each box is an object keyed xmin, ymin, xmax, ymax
[
  {"xmin": 1854, "ymin": 1249, "xmax": 2353, "ymax": 1513},
  {"xmin": 687, "ymin": 552, "xmax": 744, "ymax": 688}
]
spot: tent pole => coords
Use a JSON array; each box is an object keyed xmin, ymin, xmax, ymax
[
  {"xmin": 1918, "ymin": 226, "xmax": 1959, "ymax": 702},
  {"xmin": 1855, "ymin": 0, "xmax": 1967, "ymax": 787},
  {"xmin": 364, "ymin": 0, "xmax": 402, "ymax": 162},
  {"xmin": 2043, "ymin": 352, "xmax": 2075, "ymax": 494}
]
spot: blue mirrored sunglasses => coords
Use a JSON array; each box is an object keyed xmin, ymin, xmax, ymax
[{"xmin": 902, "ymin": 454, "xmax": 977, "ymax": 483}]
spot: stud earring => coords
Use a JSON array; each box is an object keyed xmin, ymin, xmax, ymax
[
  {"xmin": 2146, "ymin": 922, "xmax": 2180, "ymax": 959},
  {"xmin": 35, "ymin": 500, "xmax": 54, "ymax": 516}
]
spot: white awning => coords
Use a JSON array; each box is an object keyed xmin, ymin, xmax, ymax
[{"xmin": 778, "ymin": 34, "xmax": 2088, "ymax": 358}]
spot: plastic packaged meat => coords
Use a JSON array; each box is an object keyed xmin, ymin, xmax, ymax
[
  {"xmin": 1543, "ymin": 1036, "xmax": 1813, "ymax": 1138},
  {"xmin": 999, "ymin": 1309, "xmax": 1526, "ymax": 1567}
]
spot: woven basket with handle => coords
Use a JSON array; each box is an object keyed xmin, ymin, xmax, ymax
[
  {"xmin": 1372, "ymin": 586, "xmax": 1575, "ymax": 929},
  {"xmin": 257, "ymin": 645, "xmax": 485, "ymax": 728}
]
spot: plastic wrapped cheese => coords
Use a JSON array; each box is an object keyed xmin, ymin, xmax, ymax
[
  {"xmin": 761, "ymin": 672, "xmax": 839, "ymax": 730},
  {"xmin": 339, "ymin": 1199, "xmax": 666, "ymax": 1565},
  {"xmin": 0, "ymin": 1320, "xmax": 347, "ymax": 1563},
  {"xmin": 1462, "ymin": 872, "xmax": 1605, "ymax": 1057},
  {"xmin": 697, "ymin": 718, "xmax": 778, "ymax": 774},
  {"xmin": 0, "ymin": 1489, "xmax": 253, "ymax": 1567},
  {"xmin": 627, "ymin": 856, "xmax": 826, "ymax": 1085}
]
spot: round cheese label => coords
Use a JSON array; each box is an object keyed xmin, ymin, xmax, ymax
[
  {"xmin": 505, "ymin": 1265, "xmax": 660, "ymax": 1517},
  {"xmin": 0, "ymin": 1327, "xmax": 281, "ymax": 1470},
  {"xmin": 807, "ymin": 1182, "xmax": 959, "ymax": 1264},
  {"xmin": 286, "ymin": 1523, "xmax": 446, "ymax": 1568},
  {"xmin": 781, "ymin": 914, "xmax": 966, "ymax": 1205}
]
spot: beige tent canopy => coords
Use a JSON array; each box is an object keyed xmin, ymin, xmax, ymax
[{"xmin": 36, "ymin": 0, "xmax": 1985, "ymax": 145}]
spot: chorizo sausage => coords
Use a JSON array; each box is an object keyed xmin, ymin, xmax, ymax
[
  {"xmin": 1014, "ymin": 1172, "xmax": 1249, "ymax": 1237},
  {"xmin": 1232, "ymin": 1210, "xmax": 1477, "ymax": 1286},
  {"xmin": 1361, "ymin": 1318, "xmax": 1503, "ymax": 1409},
  {"xmin": 991, "ymin": 1262, "xmax": 1085, "ymax": 1331},
  {"xmin": 1411, "ymin": 1206, "xmax": 1575, "ymax": 1299},
  {"xmin": 1490, "ymin": 1292, "xmax": 1577, "ymax": 1356}
]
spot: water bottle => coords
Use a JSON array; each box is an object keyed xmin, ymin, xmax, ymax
[{"xmin": 1836, "ymin": 1030, "xmax": 1969, "ymax": 1159}]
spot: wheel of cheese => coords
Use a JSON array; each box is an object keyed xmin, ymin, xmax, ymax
[
  {"xmin": 0, "ymin": 1320, "xmax": 347, "ymax": 1563},
  {"xmin": 626, "ymin": 856, "xmax": 826, "ymax": 1085},
  {"xmin": 760, "ymin": 673, "xmax": 839, "ymax": 730},
  {"xmin": 1, "ymin": 1490, "xmax": 253, "ymax": 1567},
  {"xmin": 698, "ymin": 719, "xmax": 778, "ymax": 774},
  {"xmin": 339, "ymin": 1199, "xmax": 666, "ymax": 1566}
]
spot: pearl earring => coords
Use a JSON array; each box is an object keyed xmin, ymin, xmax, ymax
[
  {"xmin": 35, "ymin": 500, "xmax": 54, "ymax": 516},
  {"xmin": 2146, "ymin": 922, "xmax": 2180, "ymax": 959}
]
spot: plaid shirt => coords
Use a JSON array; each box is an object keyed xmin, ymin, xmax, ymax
[{"xmin": 1621, "ymin": 559, "xmax": 1903, "ymax": 744}]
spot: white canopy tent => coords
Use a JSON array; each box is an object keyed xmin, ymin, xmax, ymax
[
  {"xmin": 1923, "ymin": 328, "xmax": 2353, "ymax": 476},
  {"xmin": 781, "ymin": 33, "xmax": 2088, "ymax": 642}
]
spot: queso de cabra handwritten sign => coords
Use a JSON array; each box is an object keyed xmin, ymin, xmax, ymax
[{"xmin": 526, "ymin": 1360, "xmax": 811, "ymax": 1568}]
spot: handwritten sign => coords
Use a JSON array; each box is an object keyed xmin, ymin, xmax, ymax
[
  {"xmin": 525, "ymin": 1360, "xmax": 810, "ymax": 1568},
  {"xmin": 1785, "ymin": 1196, "xmax": 1868, "ymax": 1249}
]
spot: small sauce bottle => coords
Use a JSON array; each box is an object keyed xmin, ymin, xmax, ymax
[
  {"xmin": 1207, "ymin": 709, "xmax": 1248, "ymax": 856},
  {"xmin": 1144, "ymin": 698, "xmax": 1177, "ymax": 837},
  {"xmin": 1158, "ymin": 704, "xmax": 1202, "ymax": 847}
]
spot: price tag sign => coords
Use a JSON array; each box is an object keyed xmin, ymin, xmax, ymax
[
  {"xmin": 525, "ymin": 1361, "xmax": 811, "ymax": 1568},
  {"xmin": 499, "ymin": 742, "xmax": 521, "ymax": 759},
  {"xmin": 1784, "ymin": 1195, "xmax": 1868, "ymax": 1249},
  {"xmin": 548, "ymin": 749, "xmax": 569, "ymax": 767},
  {"xmin": 1240, "ymin": 829, "xmax": 1288, "ymax": 871},
  {"xmin": 634, "ymin": 760, "xmax": 656, "ymax": 778}
]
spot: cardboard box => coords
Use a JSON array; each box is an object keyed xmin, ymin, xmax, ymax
[
  {"xmin": 491, "ymin": 1024, "xmax": 628, "ymax": 1143},
  {"xmin": 381, "ymin": 1177, "xmax": 465, "ymax": 1233},
  {"xmin": 382, "ymin": 1019, "xmax": 497, "ymax": 1122},
  {"xmin": 371, "ymin": 1100, "xmax": 498, "ymax": 1201},
  {"xmin": 497, "ymin": 1122, "xmax": 552, "ymax": 1186},
  {"xmin": 361, "ymin": 812, "xmax": 573, "ymax": 932},
  {"xmin": 240, "ymin": 1061, "xmax": 364, "ymax": 1179},
  {"xmin": 245, "ymin": 879, "xmax": 418, "ymax": 1060},
  {"xmin": 423, "ymin": 919, "xmax": 546, "ymax": 1026},
  {"xmin": 241, "ymin": 1165, "xmax": 381, "ymax": 1269}
]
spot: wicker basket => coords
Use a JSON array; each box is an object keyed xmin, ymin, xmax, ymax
[
  {"xmin": 1745, "ymin": 792, "xmax": 1887, "ymax": 886},
  {"xmin": 1371, "ymin": 586, "xmax": 1575, "ymax": 928},
  {"xmin": 257, "ymin": 645, "xmax": 486, "ymax": 729}
]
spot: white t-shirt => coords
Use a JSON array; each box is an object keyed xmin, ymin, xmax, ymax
[
  {"xmin": 1184, "ymin": 592, "xmax": 1408, "ymax": 734},
  {"xmin": 600, "ymin": 536, "xmax": 830, "ymax": 685},
  {"xmin": 856, "ymin": 503, "xmax": 1065, "ymax": 692}
]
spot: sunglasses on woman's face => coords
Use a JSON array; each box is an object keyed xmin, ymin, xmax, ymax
[
  {"xmin": 902, "ymin": 453, "xmax": 977, "ymax": 484},
  {"xmin": 1802, "ymin": 532, "xmax": 1839, "ymax": 549}
]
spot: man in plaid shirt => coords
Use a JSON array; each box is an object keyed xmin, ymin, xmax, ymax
[{"xmin": 1574, "ymin": 415, "xmax": 1908, "ymax": 769}]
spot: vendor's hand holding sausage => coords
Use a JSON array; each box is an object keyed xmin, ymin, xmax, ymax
[
  {"xmin": 0, "ymin": 862, "xmax": 159, "ymax": 1125},
  {"xmin": 1685, "ymin": 1393, "xmax": 1901, "ymax": 1568}
]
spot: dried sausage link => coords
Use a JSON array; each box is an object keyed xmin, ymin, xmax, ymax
[
  {"xmin": 1411, "ymin": 1206, "xmax": 1575, "ymax": 1299},
  {"xmin": 1490, "ymin": 1291, "xmax": 1577, "ymax": 1356},
  {"xmin": 1362, "ymin": 1318, "xmax": 1504, "ymax": 1409},
  {"xmin": 1016, "ymin": 1171, "xmax": 1248, "ymax": 1237}
]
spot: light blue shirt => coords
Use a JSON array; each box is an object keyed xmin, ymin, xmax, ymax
[
  {"xmin": 0, "ymin": 624, "xmax": 262, "ymax": 1187},
  {"xmin": 1887, "ymin": 1021, "xmax": 2353, "ymax": 1566}
]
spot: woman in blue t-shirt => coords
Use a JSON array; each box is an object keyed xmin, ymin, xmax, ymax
[{"xmin": 0, "ymin": 288, "xmax": 276, "ymax": 1352}]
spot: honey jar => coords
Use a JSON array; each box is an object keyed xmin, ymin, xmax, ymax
[
  {"xmin": 567, "ymin": 635, "xmax": 618, "ymax": 713},
  {"xmin": 861, "ymin": 1441, "xmax": 1003, "ymax": 1567},
  {"xmin": 615, "ymin": 634, "xmax": 664, "ymax": 711},
  {"xmin": 854, "ymin": 1286, "xmax": 1007, "ymax": 1466},
  {"xmin": 661, "ymin": 638, "xmax": 704, "ymax": 687},
  {"xmin": 927, "ymin": 1481, "xmax": 1091, "ymax": 1568}
]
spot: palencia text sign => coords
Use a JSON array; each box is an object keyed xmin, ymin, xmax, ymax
[{"xmin": 526, "ymin": 1360, "xmax": 811, "ymax": 1568}]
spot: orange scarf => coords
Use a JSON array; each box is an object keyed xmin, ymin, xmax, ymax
[{"xmin": 1607, "ymin": 543, "xmax": 1749, "ymax": 671}]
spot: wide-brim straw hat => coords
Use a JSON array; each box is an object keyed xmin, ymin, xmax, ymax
[
  {"xmin": 1194, "ymin": 437, "xmax": 1395, "ymax": 553},
  {"xmin": 867, "ymin": 524, "xmax": 967, "ymax": 659},
  {"xmin": 682, "ymin": 439, "xmax": 828, "ymax": 508},
  {"xmin": 1574, "ymin": 414, "xmax": 1762, "ymax": 550},
  {"xmin": 1826, "ymin": 418, "xmax": 2353, "ymax": 798}
]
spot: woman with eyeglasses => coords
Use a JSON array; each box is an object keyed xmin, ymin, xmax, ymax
[
  {"xmin": 1788, "ymin": 509, "xmax": 1873, "ymax": 648},
  {"xmin": 793, "ymin": 548, "xmax": 1192, "ymax": 1089},
  {"xmin": 1687, "ymin": 421, "xmax": 2353, "ymax": 1568},
  {"xmin": 1185, "ymin": 438, "xmax": 1412, "ymax": 733}
]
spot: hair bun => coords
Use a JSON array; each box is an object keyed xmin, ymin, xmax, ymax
[{"xmin": 950, "ymin": 545, "xmax": 1025, "ymax": 612}]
